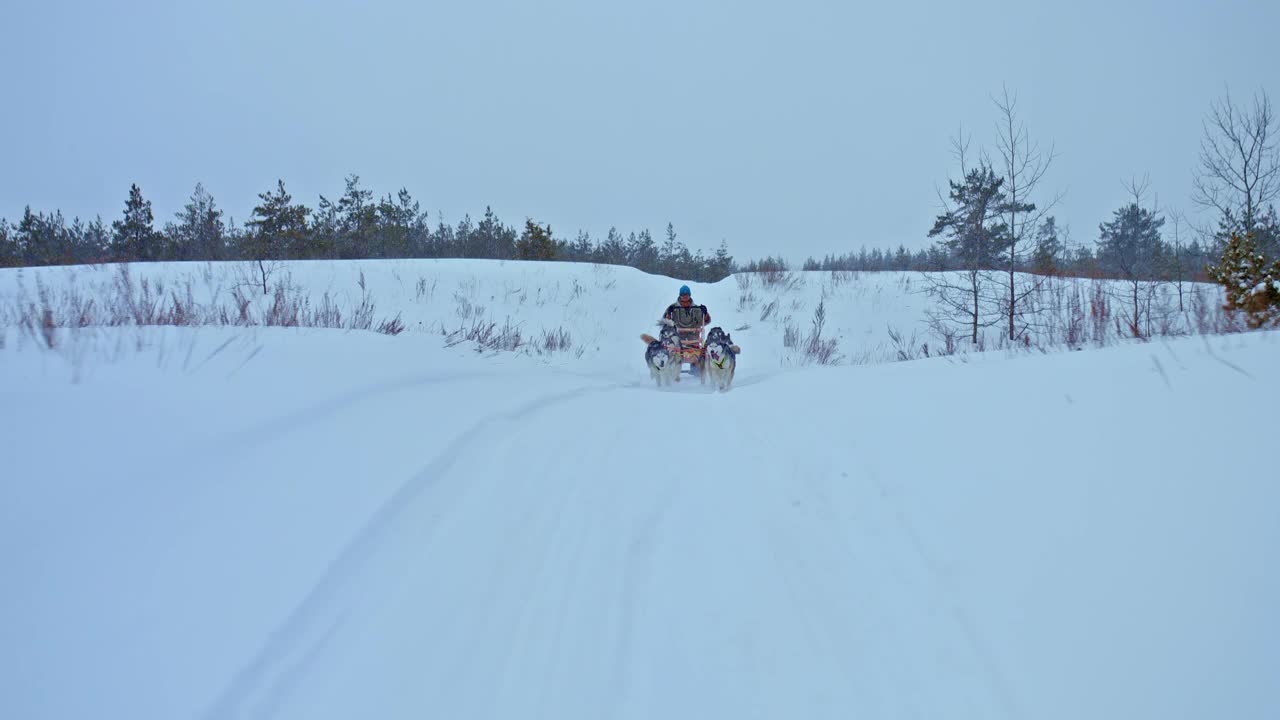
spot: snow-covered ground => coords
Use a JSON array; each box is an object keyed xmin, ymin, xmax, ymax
[{"xmin": 1, "ymin": 260, "xmax": 1277, "ymax": 720}]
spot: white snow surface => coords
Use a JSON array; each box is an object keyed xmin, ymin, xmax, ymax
[{"xmin": 1, "ymin": 259, "xmax": 1278, "ymax": 720}]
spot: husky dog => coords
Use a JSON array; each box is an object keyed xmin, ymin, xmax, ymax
[
  {"xmin": 702, "ymin": 327, "xmax": 739, "ymax": 391},
  {"xmin": 658, "ymin": 323, "xmax": 681, "ymax": 349},
  {"xmin": 658, "ymin": 324, "xmax": 687, "ymax": 381},
  {"xmin": 645, "ymin": 339, "xmax": 680, "ymax": 386}
]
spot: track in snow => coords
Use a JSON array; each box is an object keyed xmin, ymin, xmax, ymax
[{"xmin": 202, "ymin": 369, "xmax": 1011, "ymax": 720}]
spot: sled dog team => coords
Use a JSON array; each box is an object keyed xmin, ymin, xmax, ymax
[{"xmin": 641, "ymin": 285, "xmax": 739, "ymax": 391}]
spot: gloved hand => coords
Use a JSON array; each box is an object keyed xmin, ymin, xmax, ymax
[{"xmin": 660, "ymin": 318, "xmax": 675, "ymax": 327}]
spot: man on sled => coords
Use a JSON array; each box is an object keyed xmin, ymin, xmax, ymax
[{"xmin": 662, "ymin": 285, "xmax": 710, "ymax": 377}]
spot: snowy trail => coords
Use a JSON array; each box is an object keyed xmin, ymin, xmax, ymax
[
  {"xmin": 3, "ymin": 317, "xmax": 1278, "ymax": 718},
  {"xmin": 204, "ymin": 380, "xmax": 629, "ymax": 719},
  {"xmin": 196, "ymin": 367, "xmax": 1013, "ymax": 720}
]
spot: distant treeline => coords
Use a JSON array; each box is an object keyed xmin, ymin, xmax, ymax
[
  {"xmin": 1, "ymin": 174, "xmax": 1271, "ymax": 285},
  {"xmin": 0, "ymin": 177, "xmax": 739, "ymax": 281}
]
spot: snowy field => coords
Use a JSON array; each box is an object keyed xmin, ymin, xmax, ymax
[{"xmin": 1, "ymin": 259, "xmax": 1278, "ymax": 720}]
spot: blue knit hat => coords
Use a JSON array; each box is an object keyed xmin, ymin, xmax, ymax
[{"xmin": 679, "ymin": 285, "xmax": 691, "ymax": 296}]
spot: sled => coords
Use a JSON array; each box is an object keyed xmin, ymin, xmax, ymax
[
  {"xmin": 675, "ymin": 326, "xmax": 704, "ymax": 375},
  {"xmin": 640, "ymin": 327, "xmax": 706, "ymax": 378}
]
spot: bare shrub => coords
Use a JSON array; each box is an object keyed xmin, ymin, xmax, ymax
[
  {"xmin": 1065, "ymin": 281, "xmax": 1085, "ymax": 348},
  {"xmin": 40, "ymin": 307, "xmax": 56, "ymax": 348},
  {"xmin": 760, "ymin": 299, "xmax": 779, "ymax": 322},
  {"xmin": 349, "ymin": 290, "xmax": 376, "ymax": 331},
  {"xmin": 136, "ymin": 279, "xmax": 160, "ymax": 324},
  {"xmin": 887, "ymin": 324, "xmax": 928, "ymax": 361},
  {"xmin": 312, "ymin": 292, "xmax": 343, "ymax": 327},
  {"xmin": 490, "ymin": 318, "xmax": 523, "ymax": 352},
  {"xmin": 829, "ymin": 270, "xmax": 856, "ymax": 287},
  {"xmin": 762, "ymin": 268, "xmax": 789, "ymax": 287},
  {"xmin": 537, "ymin": 327, "xmax": 573, "ymax": 354},
  {"xmin": 66, "ymin": 286, "xmax": 97, "ymax": 328},
  {"xmin": 377, "ymin": 313, "xmax": 406, "ymax": 336},
  {"xmin": 415, "ymin": 275, "xmax": 437, "ymax": 302},
  {"xmin": 231, "ymin": 287, "xmax": 253, "ymax": 325},
  {"xmin": 453, "ymin": 292, "xmax": 484, "ymax": 320},
  {"xmin": 1089, "ymin": 279, "xmax": 1110, "ymax": 346},
  {"xmin": 1155, "ymin": 307, "xmax": 1181, "ymax": 337},
  {"xmin": 928, "ymin": 318, "xmax": 959, "ymax": 356},
  {"xmin": 1191, "ymin": 285, "xmax": 1213, "ymax": 335},
  {"xmin": 446, "ymin": 316, "xmax": 522, "ymax": 352},
  {"xmin": 3, "ymin": 265, "xmax": 432, "ymax": 343},
  {"xmin": 264, "ymin": 281, "xmax": 302, "ymax": 327},
  {"xmin": 162, "ymin": 290, "xmax": 191, "ymax": 326},
  {"xmin": 801, "ymin": 300, "xmax": 841, "ymax": 364},
  {"xmin": 112, "ymin": 265, "xmax": 161, "ymax": 326},
  {"xmin": 782, "ymin": 320, "xmax": 800, "ymax": 349},
  {"xmin": 148, "ymin": 281, "xmax": 200, "ymax": 327},
  {"xmin": 446, "ymin": 319, "xmax": 492, "ymax": 348},
  {"xmin": 805, "ymin": 334, "xmax": 840, "ymax": 365}
]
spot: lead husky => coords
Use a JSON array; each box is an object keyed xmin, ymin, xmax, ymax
[
  {"xmin": 702, "ymin": 327, "xmax": 739, "ymax": 391},
  {"xmin": 641, "ymin": 325, "xmax": 683, "ymax": 386},
  {"xmin": 644, "ymin": 338, "xmax": 680, "ymax": 386}
]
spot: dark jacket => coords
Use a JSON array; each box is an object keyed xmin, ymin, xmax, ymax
[{"xmin": 665, "ymin": 302, "xmax": 710, "ymax": 329}]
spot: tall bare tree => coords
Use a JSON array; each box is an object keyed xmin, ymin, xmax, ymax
[
  {"xmin": 993, "ymin": 86, "xmax": 1061, "ymax": 341},
  {"xmin": 1169, "ymin": 209, "xmax": 1188, "ymax": 312},
  {"xmin": 1193, "ymin": 88, "xmax": 1279, "ymax": 244}
]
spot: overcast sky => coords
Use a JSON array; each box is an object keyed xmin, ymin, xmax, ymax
[{"xmin": 2, "ymin": 0, "xmax": 1277, "ymax": 262}]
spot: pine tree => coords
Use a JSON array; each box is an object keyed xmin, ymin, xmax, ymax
[
  {"xmin": 0, "ymin": 219, "xmax": 14, "ymax": 267},
  {"xmin": 926, "ymin": 163, "xmax": 1010, "ymax": 343},
  {"xmin": 111, "ymin": 184, "xmax": 160, "ymax": 261},
  {"xmin": 453, "ymin": 215, "xmax": 475, "ymax": 258},
  {"xmin": 1032, "ymin": 217, "xmax": 1062, "ymax": 275},
  {"xmin": 662, "ymin": 223, "xmax": 679, "ymax": 275},
  {"xmin": 565, "ymin": 230, "xmax": 594, "ymax": 261},
  {"xmin": 82, "ymin": 216, "xmax": 111, "ymax": 262},
  {"xmin": 311, "ymin": 195, "xmax": 340, "ymax": 259},
  {"xmin": 15, "ymin": 207, "xmax": 48, "ymax": 265},
  {"xmin": 1097, "ymin": 202, "xmax": 1166, "ymax": 336},
  {"xmin": 1207, "ymin": 233, "xmax": 1280, "ymax": 329},
  {"xmin": 167, "ymin": 183, "xmax": 226, "ymax": 260},
  {"xmin": 929, "ymin": 165, "xmax": 1009, "ymax": 268},
  {"xmin": 626, "ymin": 229, "xmax": 658, "ymax": 271},
  {"xmin": 596, "ymin": 228, "xmax": 626, "ymax": 265},
  {"xmin": 471, "ymin": 206, "xmax": 513, "ymax": 260},
  {"xmin": 1254, "ymin": 205, "xmax": 1280, "ymax": 262},
  {"xmin": 431, "ymin": 215, "xmax": 455, "ymax": 258},
  {"xmin": 16, "ymin": 208, "xmax": 84, "ymax": 265},
  {"xmin": 336, "ymin": 175, "xmax": 376, "ymax": 258},
  {"xmin": 515, "ymin": 219, "xmax": 555, "ymax": 260},
  {"xmin": 245, "ymin": 180, "xmax": 309, "ymax": 292},
  {"xmin": 709, "ymin": 240, "xmax": 734, "ymax": 280}
]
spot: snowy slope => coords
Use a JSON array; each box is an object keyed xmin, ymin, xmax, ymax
[
  {"xmin": 1, "ymin": 261, "xmax": 1277, "ymax": 720},
  {"xmin": 5, "ymin": 258, "xmax": 1218, "ymax": 373},
  {"xmin": 0, "ymin": 259, "xmax": 938, "ymax": 371}
]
